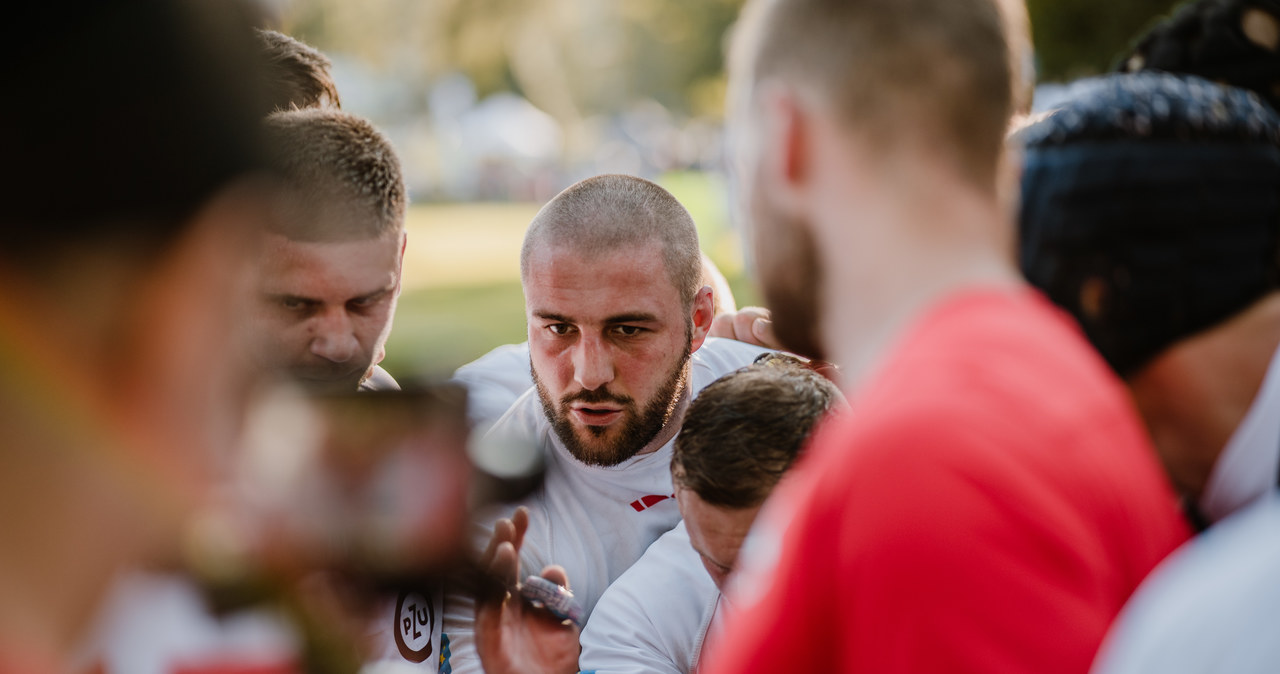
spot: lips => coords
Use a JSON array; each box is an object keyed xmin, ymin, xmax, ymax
[{"xmin": 570, "ymin": 405, "xmax": 623, "ymax": 427}]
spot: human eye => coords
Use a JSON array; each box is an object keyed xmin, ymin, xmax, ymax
[
  {"xmin": 611, "ymin": 324, "xmax": 645, "ymax": 337},
  {"xmin": 547, "ymin": 323, "xmax": 576, "ymax": 336},
  {"xmin": 280, "ymin": 297, "xmax": 308, "ymax": 311}
]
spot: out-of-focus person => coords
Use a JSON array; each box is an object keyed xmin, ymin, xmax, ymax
[
  {"xmin": 578, "ymin": 354, "xmax": 843, "ymax": 674},
  {"xmin": 1012, "ymin": 70, "xmax": 1280, "ymax": 673},
  {"xmin": 700, "ymin": 0, "xmax": 1191, "ymax": 672},
  {"xmin": 707, "ymin": 0, "xmax": 1035, "ymax": 351},
  {"xmin": 1091, "ymin": 493, "xmax": 1280, "ymax": 673},
  {"xmin": 1018, "ymin": 71, "xmax": 1280, "ymax": 529},
  {"xmin": 1118, "ymin": 0, "xmax": 1280, "ymax": 111},
  {"xmin": 0, "ymin": 0, "xmax": 275, "ymax": 670}
]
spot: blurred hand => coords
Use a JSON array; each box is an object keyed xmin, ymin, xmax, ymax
[
  {"xmin": 475, "ymin": 507, "xmax": 580, "ymax": 674},
  {"xmin": 710, "ymin": 306, "xmax": 781, "ymax": 350}
]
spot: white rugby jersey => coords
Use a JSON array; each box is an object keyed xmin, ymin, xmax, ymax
[
  {"xmin": 368, "ymin": 337, "xmax": 770, "ymax": 673},
  {"xmin": 578, "ymin": 521, "xmax": 722, "ymax": 674}
]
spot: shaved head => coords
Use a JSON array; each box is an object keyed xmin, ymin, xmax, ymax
[{"xmin": 520, "ymin": 174, "xmax": 703, "ymax": 310}]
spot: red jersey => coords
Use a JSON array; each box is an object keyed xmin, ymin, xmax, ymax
[{"xmin": 702, "ymin": 288, "xmax": 1190, "ymax": 674}]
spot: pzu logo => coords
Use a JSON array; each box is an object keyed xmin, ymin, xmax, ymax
[{"xmin": 394, "ymin": 589, "xmax": 436, "ymax": 664}]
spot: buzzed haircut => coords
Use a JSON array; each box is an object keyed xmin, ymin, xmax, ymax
[
  {"xmin": 672, "ymin": 354, "xmax": 843, "ymax": 509},
  {"xmin": 520, "ymin": 174, "xmax": 703, "ymax": 310},
  {"xmin": 256, "ymin": 28, "xmax": 341, "ymax": 113},
  {"xmin": 732, "ymin": 0, "xmax": 1013, "ymax": 188},
  {"xmin": 263, "ymin": 108, "xmax": 406, "ymax": 241}
]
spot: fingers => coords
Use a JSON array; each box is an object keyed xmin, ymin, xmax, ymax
[
  {"xmin": 511, "ymin": 506, "xmax": 530, "ymax": 553},
  {"xmin": 752, "ymin": 315, "xmax": 779, "ymax": 348},
  {"xmin": 481, "ymin": 516, "xmax": 516, "ymax": 568},
  {"xmin": 709, "ymin": 312, "xmax": 736, "ymax": 340},
  {"xmin": 710, "ymin": 307, "xmax": 782, "ymax": 349},
  {"xmin": 539, "ymin": 564, "xmax": 570, "ymax": 590},
  {"xmin": 490, "ymin": 540, "xmax": 520, "ymax": 590},
  {"xmin": 481, "ymin": 506, "xmax": 530, "ymax": 569}
]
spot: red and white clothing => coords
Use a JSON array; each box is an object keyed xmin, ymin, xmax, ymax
[
  {"xmin": 702, "ymin": 288, "xmax": 1190, "ymax": 674},
  {"xmin": 370, "ymin": 338, "xmax": 770, "ymax": 673}
]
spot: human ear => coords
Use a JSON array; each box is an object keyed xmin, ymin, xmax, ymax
[
  {"xmin": 689, "ymin": 285, "xmax": 715, "ymax": 353},
  {"xmin": 758, "ymin": 83, "xmax": 812, "ymax": 211}
]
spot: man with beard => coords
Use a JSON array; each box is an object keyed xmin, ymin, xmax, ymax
[
  {"xmin": 698, "ymin": 0, "xmax": 1191, "ymax": 672},
  {"xmin": 578, "ymin": 355, "xmax": 844, "ymax": 674},
  {"xmin": 422, "ymin": 174, "xmax": 770, "ymax": 674}
]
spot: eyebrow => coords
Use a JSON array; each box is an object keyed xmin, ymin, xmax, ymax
[
  {"xmin": 532, "ymin": 311, "xmax": 661, "ymax": 325},
  {"xmin": 350, "ymin": 286, "xmax": 393, "ymax": 303},
  {"xmin": 264, "ymin": 292, "xmax": 316, "ymax": 304}
]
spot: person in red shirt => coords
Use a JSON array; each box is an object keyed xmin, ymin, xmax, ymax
[{"xmin": 699, "ymin": 0, "xmax": 1192, "ymax": 672}]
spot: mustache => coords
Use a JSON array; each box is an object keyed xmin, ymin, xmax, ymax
[{"xmin": 561, "ymin": 388, "xmax": 634, "ymax": 407}]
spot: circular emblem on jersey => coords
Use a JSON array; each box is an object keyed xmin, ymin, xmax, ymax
[{"xmin": 394, "ymin": 589, "xmax": 435, "ymax": 663}]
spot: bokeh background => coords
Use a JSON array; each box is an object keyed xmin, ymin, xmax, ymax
[{"xmin": 269, "ymin": 0, "xmax": 1183, "ymax": 378}]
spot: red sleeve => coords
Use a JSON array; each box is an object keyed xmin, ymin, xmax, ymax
[{"xmin": 704, "ymin": 417, "xmax": 1128, "ymax": 674}]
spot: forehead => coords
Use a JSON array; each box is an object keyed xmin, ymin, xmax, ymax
[
  {"xmin": 255, "ymin": 231, "xmax": 400, "ymax": 296},
  {"xmin": 523, "ymin": 241, "xmax": 682, "ymax": 320},
  {"xmin": 677, "ymin": 487, "xmax": 758, "ymax": 546}
]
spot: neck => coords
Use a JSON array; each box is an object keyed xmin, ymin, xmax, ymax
[
  {"xmin": 814, "ymin": 164, "xmax": 1021, "ymax": 391},
  {"xmin": 1128, "ymin": 293, "xmax": 1280, "ymax": 499}
]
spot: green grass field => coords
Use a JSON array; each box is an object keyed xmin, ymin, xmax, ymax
[{"xmin": 383, "ymin": 171, "xmax": 760, "ymax": 378}]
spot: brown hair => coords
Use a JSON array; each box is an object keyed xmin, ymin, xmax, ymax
[
  {"xmin": 520, "ymin": 174, "xmax": 703, "ymax": 311},
  {"xmin": 263, "ymin": 108, "xmax": 405, "ymax": 241},
  {"xmin": 732, "ymin": 0, "xmax": 1014, "ymax": 188},
  {"xmin": 672, "ymin": 354, "xmax": 843, "ymax": 509},
  {"xmin": 256, "ymin": 29, "xmax": 341, "ymax": 113}
]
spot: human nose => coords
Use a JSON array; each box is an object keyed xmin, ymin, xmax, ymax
[
  {"xmin": 572, "ymin": 333, "xmax": 615, "ymax": 391},
  {"xmin": 309, "ymin": 310, "xmax": 358, "ymax": 363}
]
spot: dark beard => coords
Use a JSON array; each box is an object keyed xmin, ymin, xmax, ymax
[
  {"xmin": 751, "ymin": 179, "xmax": 827, "ymax": 362},
  {"xmin": 534, "ymin": 349, "xmax": 691, "ymax": 467}
]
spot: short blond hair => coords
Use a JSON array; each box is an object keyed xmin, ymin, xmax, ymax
[
  {"xmin": 263, "ymin": 108, "xmax": 405, "ymax": 241},
  {"xmin": 732, "ymin": 0, "xmax": 1013, "ymax": 188}
]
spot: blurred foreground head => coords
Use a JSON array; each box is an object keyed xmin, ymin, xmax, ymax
[
  {"xmin": 0, "ymin": 0, "xmax": 271, "ymax": 661},
  {"xmin": 727, "ymin": 0, "xmax": 1015, "ymax": 363},
  {"xmin": 1018, "ymin": 72, "xmax": 1280, "ymax": 501},
  {"xmin": 1119, "ymin": 0, "xmax": 1280, "ymax": 110},
  {"xmin": 671, "ymin": 354, "xmax": 843, "ymax": 592}
]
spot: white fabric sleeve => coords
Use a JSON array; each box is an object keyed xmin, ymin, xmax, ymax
[{"xmin": 577, "ymin": 584, "xmax": 684, "ymax": 674}]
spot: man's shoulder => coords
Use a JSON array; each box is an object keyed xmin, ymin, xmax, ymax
[
  {"xmin": 1094, "ymin": 495, "xmax": 1280, "ymax": 673},
  {"xmin": 691, "ymin": 338, "xmax": 775, "ymax": 390},
  {"xmin": 579, "ymin": 522, "xmax": 717, "ymax": 674},
  {"xmin": 452, "ymin": 342, "xmax": 534, "ymax": 427},
  {"xmin": 599, "ymin": 522, "xmax": 713, "ymax": 605}
]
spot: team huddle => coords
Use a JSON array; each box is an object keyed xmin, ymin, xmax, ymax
[{"xmin": 6, "ymin": 0, "xmax": 1280, "ymax": 672}]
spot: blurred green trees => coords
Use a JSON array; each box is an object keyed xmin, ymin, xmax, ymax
[
  {"xmin": 284, "ymin": 0, "xmax": 1193, "ymax": 122},
  {"xmin": 1027, "ymin": 0, "xmax": 1182, "ymax": 81}
]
